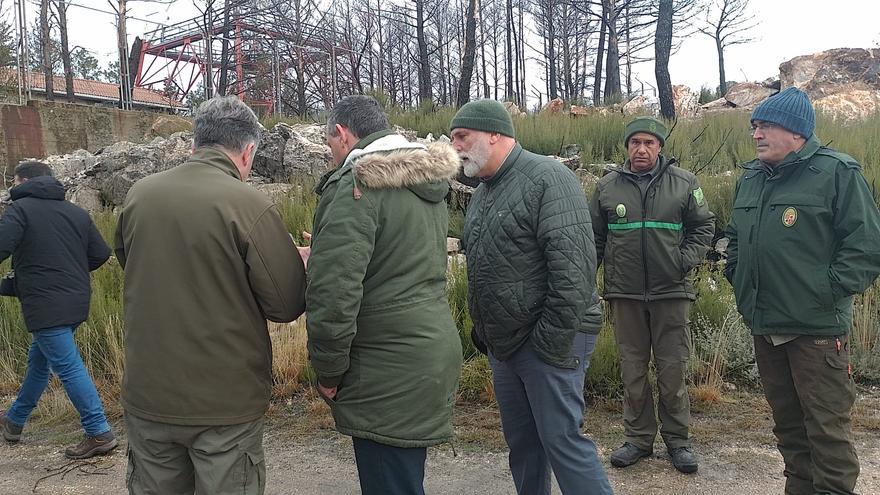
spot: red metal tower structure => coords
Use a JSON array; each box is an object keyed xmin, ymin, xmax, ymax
[{"xmin": 132, "ymin": 5, "xmax": 334, "ymax": 115}]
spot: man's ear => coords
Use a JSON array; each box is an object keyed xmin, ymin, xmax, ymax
[{"xmin": 488, "ymin": 132, "xmax": 502, "ymax": 145}]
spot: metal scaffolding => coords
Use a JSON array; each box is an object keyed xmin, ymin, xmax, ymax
[{"xmin": 132, "ymin": 3, "xmax": 337, "ymax": 115}]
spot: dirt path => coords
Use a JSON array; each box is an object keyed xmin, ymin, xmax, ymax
[{"xmin": 1, "ymin": 389, "xmax": 878, "ymax": 495}]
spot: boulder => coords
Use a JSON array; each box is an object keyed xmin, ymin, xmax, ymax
[
  {"xmin": 700, "ymin": 97, "xmax": 735, "ymax": 112},
  {"xmin": 148, "ymin": 115, "xmax": 193, "ymax": 139},
  {"xmin": 814, "ymin": 89, "xmax": 880, "ymax": 122},
  {"xmin": 570, "ymin": 105, "xmax": 591, "ymax": 116},
  {"xmin": 283, "ymin": 126, "xmax": 333, "ymax": 178},
  {"xmin": 65, "ymin": 185, "xmax": 104, "ymax": 213},
  {"xmin": 503, "ymin": 101, "xmax": 525, "ymax": 117},
  {"xmin": 779, "ymin": 48, "xmax": 880, "ymax": 100},
  {"xmin": 724, "ymin": 83, "xmax": 775, "ymax": 109},
  {"xmin": 672, "ymin": 85, "xmax": 700, "ymax": 117},
  {"xmin": 447, "ymin": 237, "xmax": 461, "ymax": 254},
  {"xmin": 540, "ymin": 97, "xmax": 564, "ymax": 115},
  {"xmin": 623, "ymin": 95, "xmax": 660, "ymax": 116},
  {"xmin": 574, "ymin": 168, "xmax": 601, "ymax": 190},
  {"xmin": 760, "ymin": 77, "xmax": 781, "ymax": 90},
  {"xmin": 559, "ymin": 144, "xmax": 582, "ymax": 159},
  {"xmin": 252, "ymin": 183, "xmax": 295, "ymax": 203}
]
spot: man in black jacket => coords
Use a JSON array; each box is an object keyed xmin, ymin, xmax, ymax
[
  {"xmin": 452, "ymin": 100, "xmax": 611, "ymax": 495},
  {"xmin": 0, "ymin": 161, "xmax": 116, "ymax": 459}
]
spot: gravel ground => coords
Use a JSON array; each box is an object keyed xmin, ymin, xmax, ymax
[{"xmin": 1, "ymin": 389, "xmax": 878, "ymax": 495}]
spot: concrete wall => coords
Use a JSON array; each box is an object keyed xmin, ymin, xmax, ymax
[{"xmin": 0, "ymin": 100, "xmax": 159, "ymax": 177}]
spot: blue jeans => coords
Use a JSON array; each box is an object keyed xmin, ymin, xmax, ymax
[
  {"xmin": 489, "ymin": 332, "xmax": 612, "ymax": 495},
  {"xmin": 6, "ymin": 325, "xmax": 110, "ymax": 437}
]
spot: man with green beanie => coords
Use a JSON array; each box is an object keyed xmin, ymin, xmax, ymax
[
  {"xmin": 452, "ymin": 99, "xmax": 612, "ymax": 495},
  {"xmin": 591, "ymin": 116, "xmax": 715, "ymax": 473},
  {"xmin": 726, "ymin": 87, "xmax": 880, "ymax": 494}
]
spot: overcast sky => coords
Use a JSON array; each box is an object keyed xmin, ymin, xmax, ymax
[{"xmin": 38, "ymin": 0, "xmax": 880, "ymax": 100}]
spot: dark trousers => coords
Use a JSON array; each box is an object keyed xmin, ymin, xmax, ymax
[
  {"xmin": 489, "ymin": 332, "xmax": 612, "ymax": 495},
  {"xmin": 611, "ymin": 299, "xmax": 692, "ymax": 450},
  {"xmin": 353, "ymin": 437, "xmax": 427, "ymax": 495},
  {"xmin": 754, "ymin": 334, "xmax": 859, "ymax": 495}
]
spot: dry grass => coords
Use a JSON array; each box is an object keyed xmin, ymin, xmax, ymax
[{"xmin": 270, "ymin": 318, "xmax": 312, "ymax": 398}]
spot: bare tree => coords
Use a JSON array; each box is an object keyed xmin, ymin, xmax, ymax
[
  {"xmin": 456, "ymin": 0, "xmax": 476, "ymax": 105},
  {"xmin": 699, "ymin": 0, "xmax": 756, "ymax": 95},
  {"xmin": 655, "ymin": 0, "xmax": 673, "ymax": 118},
  {"xmin": 51, "ymin": 0, "xmax": 75, "ymax": 101},
  {"xmin": 39, "ymin": 0, "xmax": 52, "ymax": 100}
]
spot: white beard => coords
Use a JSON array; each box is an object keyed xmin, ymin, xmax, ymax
[
  {"xmin": 462, "ymin": 160, "xmax": 484, "ymax": 177},
  {"xmin": 460, "ymin": 140, "xmax": 491, "ymax": 178}
]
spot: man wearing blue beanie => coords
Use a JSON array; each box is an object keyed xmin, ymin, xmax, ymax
[{"xmin": 725, "ymin": 87, "xmax": 880, "ymax": 494}]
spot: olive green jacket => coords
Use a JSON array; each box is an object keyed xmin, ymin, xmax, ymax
[
  {"xmin": 725, "ymin": 135, "xmax": 880, "ymax": 335},
  {"xmin": 591, "ymin": 155, "xmax": 715, "ymax": 301},
  {"xmin": 306, "ymin": 132, "xmax": 462, "ymax": 448},
  {"xmin": 115, "ymin": 147, "xmax": 307, "ymax": 425}
]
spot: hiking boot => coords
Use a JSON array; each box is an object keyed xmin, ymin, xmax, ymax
[
  {"xmin": 64, "ymin": 430, "xmax": 118, "ymax": 459},
  {"xmin": 610, "ymin": 442, "xmax": 652, "ymax": 468},
  {"xmin": 0, "ymin": 413, "xmax": 22, "ymax": 443},
  {"xmin": 669, "ymin": 446, "xmax": 698, "ymax": 474}
]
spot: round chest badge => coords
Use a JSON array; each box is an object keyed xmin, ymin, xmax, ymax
[
  {"xmin": 615, "ymin": 204, "xmax": 627, "ymax": 217},
  {"xmin": 782, "ymin": 207, "xmax": 798, "ymax": 227}
]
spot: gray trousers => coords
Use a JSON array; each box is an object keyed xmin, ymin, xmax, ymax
[
  {"xmin": 124, "ymin": 413, "xmax": 265, "ymax": 495},
  {"xmin": 611, "ymin": 298, "xmax": 692, "ymax": 450},
  {"xmin": 489, "ymin": 332, "xmax": 612, "ymax": 495}
]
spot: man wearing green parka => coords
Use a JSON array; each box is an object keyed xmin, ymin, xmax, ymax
[
  {"xmin": 725, "ymin": 87, "xmax": 880, "ymax": 495},
  {"xmin": 591, "ymin": 117, "xmax": 715, "ymax": 474},
  {"xmin": 305, "ymin": 95, "xmax": 462, "ymax": 495}
]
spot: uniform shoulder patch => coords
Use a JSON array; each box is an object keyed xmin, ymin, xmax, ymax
[{"xmin": 692, "ymin": 187, "xmax": 705, "ymax": 206}]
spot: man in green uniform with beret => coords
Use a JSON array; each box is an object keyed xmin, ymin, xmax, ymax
[
  {"xmin": 726, "ymin": 87, "xmax": 880, "ymax": 494},
  {"xmin": 591, "ymin": 117, "xmax": 715, "ymax": 473}
]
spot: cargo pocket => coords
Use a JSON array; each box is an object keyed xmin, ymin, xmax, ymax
[{"xmin": 241, "ymin": 449, "xmax": 265, "ymax": 494}]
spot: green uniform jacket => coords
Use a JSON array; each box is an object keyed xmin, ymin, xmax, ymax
[
  {"xmin": 462, "ymin": 144, "xmax": 603, "ymax": 369},
  {"xmin": 591, "ymin": 156, "xmax": 715, "ymax": 301},
  {"xmin": 115, "ymin": 147, "xmax": 307, "ymax": 425},
  {"xmin": 724, "ymin": 135, "xmax": 880, "ymax": 335},
  {"xmin": 306, "ymin": 132, "xmax": 463, "ymax": 449}
]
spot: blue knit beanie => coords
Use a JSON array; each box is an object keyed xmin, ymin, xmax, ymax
[{"xmin": 751, "ymin": 87, "xmax": 815, "ymax": 138}]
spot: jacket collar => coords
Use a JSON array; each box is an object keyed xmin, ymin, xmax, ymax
[
  {"xmin": 743, "ymin": 134, "xmax": 821, "ymax": 173},
  {"xmin": 483, "ymin": 143, "xmax": 523, "ymax": 185},
  {"xmin": 189, "ymin": 147, "xmax": 242, "ymax": 181}
]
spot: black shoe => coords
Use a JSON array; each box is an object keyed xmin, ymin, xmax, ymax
[
  {"xmin": 0, "ymin": 413, "xmax": 22, "ymax": 443},
  {"xmin": 669, "ymin": 446, "xmax": 698, "ymax": 473},
  {"xmin": 610, "ymin": 442, "xmax": 652, "ymax": 468}
]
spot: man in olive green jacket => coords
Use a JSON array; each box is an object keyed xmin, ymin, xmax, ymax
[
  {"xmin": 454, "ymin": 100, "xmax": 612, "ymax": 495},
  {"xmin": 591, "ymin": 117, "xmax": 714, "ymax": 473},
  {"xmin": 726, "ymin": 87, "xmax": 880, "ymax": 495},
  {"xmin": 305, "ymin": 95, "xmax": 462, "ymax": 495},
  {"xmin": 115, "ymin": 96, "xmax": 306, "ymax": 494}
]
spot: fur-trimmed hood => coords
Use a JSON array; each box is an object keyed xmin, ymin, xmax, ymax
[{"xmin": 347, "ymin": 134, "xmax": 460, "ymax": 203}]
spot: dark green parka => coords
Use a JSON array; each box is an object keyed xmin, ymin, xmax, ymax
[
  {"xmin": 724, "ymin": 135, "xmax": 880, "ymax": 335},
  {"xmin": 306, "ymin": 132, "xmax": 462, "ymax": 448},
  {"xmin": 591, "ymin": 156, "xmax": 715, "ymax": 301},
  {"xmin": 462, "ymin": 144, "xmax": 602, "ymax": 369}
]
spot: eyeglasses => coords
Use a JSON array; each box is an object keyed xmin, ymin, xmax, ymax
[{"xmin": 750, "ymin": 122, "xmax": 779, "ymax": 133}]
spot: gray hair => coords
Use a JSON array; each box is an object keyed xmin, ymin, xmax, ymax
[
  {"xmin": 193, "ymin": 96, "xmax": 261, "ymax": 152},
  {"xmin": 326, "ymin": 95, "xmax": 389, "ymax": 139}
]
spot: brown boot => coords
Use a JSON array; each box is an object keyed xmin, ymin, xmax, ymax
[
  {"xmin": 0, "ymin": 413, "xmax": 22, "ymax": 443},
  {"xmin": 64, "ymin": 430, "xmax": 118, "ymax": 459}
]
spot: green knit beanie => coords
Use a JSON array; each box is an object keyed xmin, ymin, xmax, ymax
[
  {"xmin": 624, "ymin": 117, "xmax": 667, "ymax": 147},
  {"xmin": 450, "ymin": 100, "xmax": 516, "ymax": 138}
]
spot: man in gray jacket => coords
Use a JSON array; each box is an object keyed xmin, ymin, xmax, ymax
[{"xmin": 451, "ymin": 100, "xmax": 611, "ymax": 495}]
